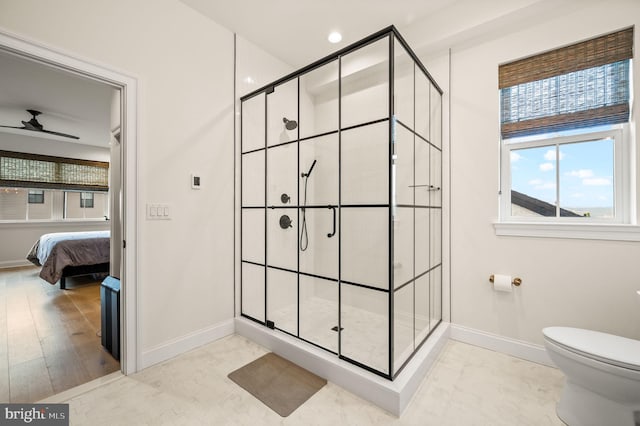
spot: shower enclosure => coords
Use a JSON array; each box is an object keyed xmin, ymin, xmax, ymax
[{"xmin": 240, "ymin": 26, "xmax": 442, "ymax": 379}]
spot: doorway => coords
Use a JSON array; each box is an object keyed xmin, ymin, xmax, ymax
[{"xmin": 0, "ymin": 29, "xmax": 138, "ymax": 400}]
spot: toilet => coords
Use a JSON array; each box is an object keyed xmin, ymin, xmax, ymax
[{"xmin": 542, "ymin": 327, "xmax": 640, "ymax": 426}]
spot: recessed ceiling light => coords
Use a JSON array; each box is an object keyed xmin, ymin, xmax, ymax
[{"xmin": 328, "ymin": 31, "xmax": 342, "ymax": 44}]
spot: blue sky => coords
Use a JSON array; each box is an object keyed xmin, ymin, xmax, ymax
[{"xmin": 511, "ymin": 138, "xmax": 614, "ymax": 212}]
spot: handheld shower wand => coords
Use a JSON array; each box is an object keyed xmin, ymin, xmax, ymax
[
  {"xmin": 301, "ymin": 159, "xmax": 317, "ymax": 178},
  {"xmin": 300, "ymin": 159, "xmax": 317, "ymax": 251}
]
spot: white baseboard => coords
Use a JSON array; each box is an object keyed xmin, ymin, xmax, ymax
[
  {"xmin": 450, "ymin": 324, "xmax": 555, "ymax": 367},
  {"xmin": 40, "ymin": 371, "xmax": 124, "ymax": 403},
  {"xmin": 140, "ymin": 319, "xmax": 235, "ymax": 369},
  {"xmin": 0, "ymin": 260, "xmax": 32, "ymax": 269},
  {"xmin": 235, "ymin": 317, "xmax": 450, "ymax": 416}
]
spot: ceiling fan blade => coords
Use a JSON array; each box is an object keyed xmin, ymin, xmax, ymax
[
  {"xmin": 1, "ymin": 110, "xmax": 79, "ymax": 140},
  {"xmin": 40, "ymin": 129, "xmax": 80, "ymax": 139}
]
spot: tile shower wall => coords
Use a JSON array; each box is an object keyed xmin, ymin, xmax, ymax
[{"xmin": 241, "ymin": 29, "xmax": 442, "ymax": 379}]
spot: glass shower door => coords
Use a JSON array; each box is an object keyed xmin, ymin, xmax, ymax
[
  {"xmin": 340, "ymin": 37, "xmax": 391, "ymax": 375},
  {"xmin": 298, "ymin": 61, "xmax": 340, "ymax": 352},
  {"xmin": 266, "ymin": 79, "xmax": 298, "ymax": 335},
  {"xmin": 241, "ymin": 92, "xmax": 266, "ymax": 323}
]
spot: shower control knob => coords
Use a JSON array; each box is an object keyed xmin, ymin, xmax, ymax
[
  {"xmin": 281, "ymin": 193, "xmax": 290, "ymax": 204},
  {"xmin": 279, "ymin": 215, "xmax": 293, "ymax": 229}
]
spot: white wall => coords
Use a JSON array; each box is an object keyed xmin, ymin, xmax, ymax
[
  {"xmin": 0, "ymin": 0, "xmax": 236, "ymax": 362},
  {"xmin": 408, "ymin": 0, "xmax": 640, "ymax": 345}
]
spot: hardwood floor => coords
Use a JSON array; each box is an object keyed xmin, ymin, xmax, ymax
[{"xmin": 0, "ymin": 266, "xmax": 120, "ymax": 402}]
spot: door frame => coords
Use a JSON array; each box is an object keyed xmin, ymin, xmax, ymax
[{"xmin": 0, "ymin": 29, "xmax": 139, "ymax": 374}]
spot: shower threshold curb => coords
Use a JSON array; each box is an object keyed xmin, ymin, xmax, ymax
[{"xmin": 234, "ymin": 317, "xmax": 450, "ymax": 416}]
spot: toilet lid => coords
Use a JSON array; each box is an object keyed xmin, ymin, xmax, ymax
[{"xmin": 543, "ymin": 327, "xmax": 640, "ymax": 371}]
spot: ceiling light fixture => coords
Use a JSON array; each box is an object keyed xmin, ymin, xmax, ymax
[{"xmin": 328, "ymin": 31, "xmax": 342, "ymax": 44}]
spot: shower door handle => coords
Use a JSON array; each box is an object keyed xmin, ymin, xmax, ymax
[{"xmin": 327, "ymin": 206, "xmax": 336, "ymax": 238}]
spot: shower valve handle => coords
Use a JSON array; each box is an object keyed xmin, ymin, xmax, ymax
[{"xmin": 279, "ymin": 215, "xmax": 293, "ymax": 229}]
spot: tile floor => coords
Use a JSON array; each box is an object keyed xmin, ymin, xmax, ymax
[{"xmin": 62, "ymin": 335, "xmax": 565, "ymax": 425}]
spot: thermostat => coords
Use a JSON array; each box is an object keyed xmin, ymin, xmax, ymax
[{"xmin": 191, "ymin": 174, "xmax": 201, "ymax": 189}]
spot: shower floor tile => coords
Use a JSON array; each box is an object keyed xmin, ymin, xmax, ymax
[
  {"xmin": 59, "ymin": 334, "xmax": 564, "ymax": 425},
  {"xmin": 270, "ymin": 296, "xmax": 415, "ymax": 374}
]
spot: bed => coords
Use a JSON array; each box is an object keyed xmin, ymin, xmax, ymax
[{"xmin": 26, "ymin": 230, "xmax": 110, "ymax": 289}]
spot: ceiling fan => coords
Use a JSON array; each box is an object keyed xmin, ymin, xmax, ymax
[{"xmin": 0, "ymin": 109, "xmax": 79, "ymax": 140}]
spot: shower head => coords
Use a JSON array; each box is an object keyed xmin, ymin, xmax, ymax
[{"xmin": 283, "ymin": 117, "xmax": 298, "ymax": 130}]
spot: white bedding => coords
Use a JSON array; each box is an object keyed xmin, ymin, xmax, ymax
[{"xmin": 36, "ymin": 230, "xmax": 110, "ymax": 265}]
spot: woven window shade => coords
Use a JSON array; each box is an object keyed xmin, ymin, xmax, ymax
[
  {"xmin": 499, "ymin": 27, "xmax": 633, "ymax": 139},
  {"xmin": 0, "ymin": 150, "xmax": 109, "ymax": 191}
]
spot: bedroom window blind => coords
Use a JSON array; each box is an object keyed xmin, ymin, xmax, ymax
[
  {"xmin": 0, "ymin": 150, "xmax": 109, "ymax": 191},
  {"xmin": 499, "ymin": 27, "xmax": 633, "ymax": 139}
]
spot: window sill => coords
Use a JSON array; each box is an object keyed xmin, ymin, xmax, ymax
[
  {"xmin": 493, "ymin": 222, "xmax": 640, "ymax": 242},
  {"xmin": 0, "ymin": 219, "xmax": 109, "ymax": 229}
]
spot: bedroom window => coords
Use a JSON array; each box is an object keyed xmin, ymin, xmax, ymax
[
  {"xmin": 498, "ymin": 27, "xmax": 634, "ymax": 225},
  {"xmin": 0, "ymin": 188, "xmax": 109, "ymax": 221},
  {"xmin": 0, "ymin": 151, "xmax": 109, "ymax": 222},
  {"xmin": 80, "ymin": 192, "xmax": 94, "ymax": 208},
  {"xmin": 0, "ymin": 187, "xmax": 54, "ymax": 220},
  {"xmin": 65, "ymin": 191, "xmax": 107, "ymax": 219}
]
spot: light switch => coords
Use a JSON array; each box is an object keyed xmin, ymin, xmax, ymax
[{"xmin": 147, "ymin": 203, "xmax": 171, "ymax": 220}]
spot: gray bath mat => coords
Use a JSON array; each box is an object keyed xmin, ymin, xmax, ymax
[{"xmin": 228, "ymin": 352, "xmax": 327, "ymax": 417}]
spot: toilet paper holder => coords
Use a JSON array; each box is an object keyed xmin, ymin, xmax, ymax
[{"xmin": 489, "ymin": 274, "xmax": 522, "ymax": 286}]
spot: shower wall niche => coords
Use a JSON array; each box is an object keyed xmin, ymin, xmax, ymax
[{"xmin": 240, "ymin": 26, "xmax": 442, "ymax": 379}]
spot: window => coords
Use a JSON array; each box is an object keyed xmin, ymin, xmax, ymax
[
  {"xmin": 27, "ymin": 189, "xmax": 44, "ymax": 204},
  {"xmin": 0, "ymin": 151, "xmax": 109, "ymax": 222},
  {"xmin": 499, "ymin": 28, "xmax": 633, "ymax": 225},
  {"xmin": 80, "ymin": 192, "xmax": 94, "ymax": 208},
  {"xmin": 0, "ymin": 187, "xmax": 55, "ymax": 220},
  {"xmin": 502, "ymin": 126, "xmax": 626, "ymax": 222},
  {"xmin": 0, "ymin": 188, "xmax": 109, "ymax": 221},
  {"xmin": 65, "ymin": 191, "xmax": 108, "ymax": 219}
]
